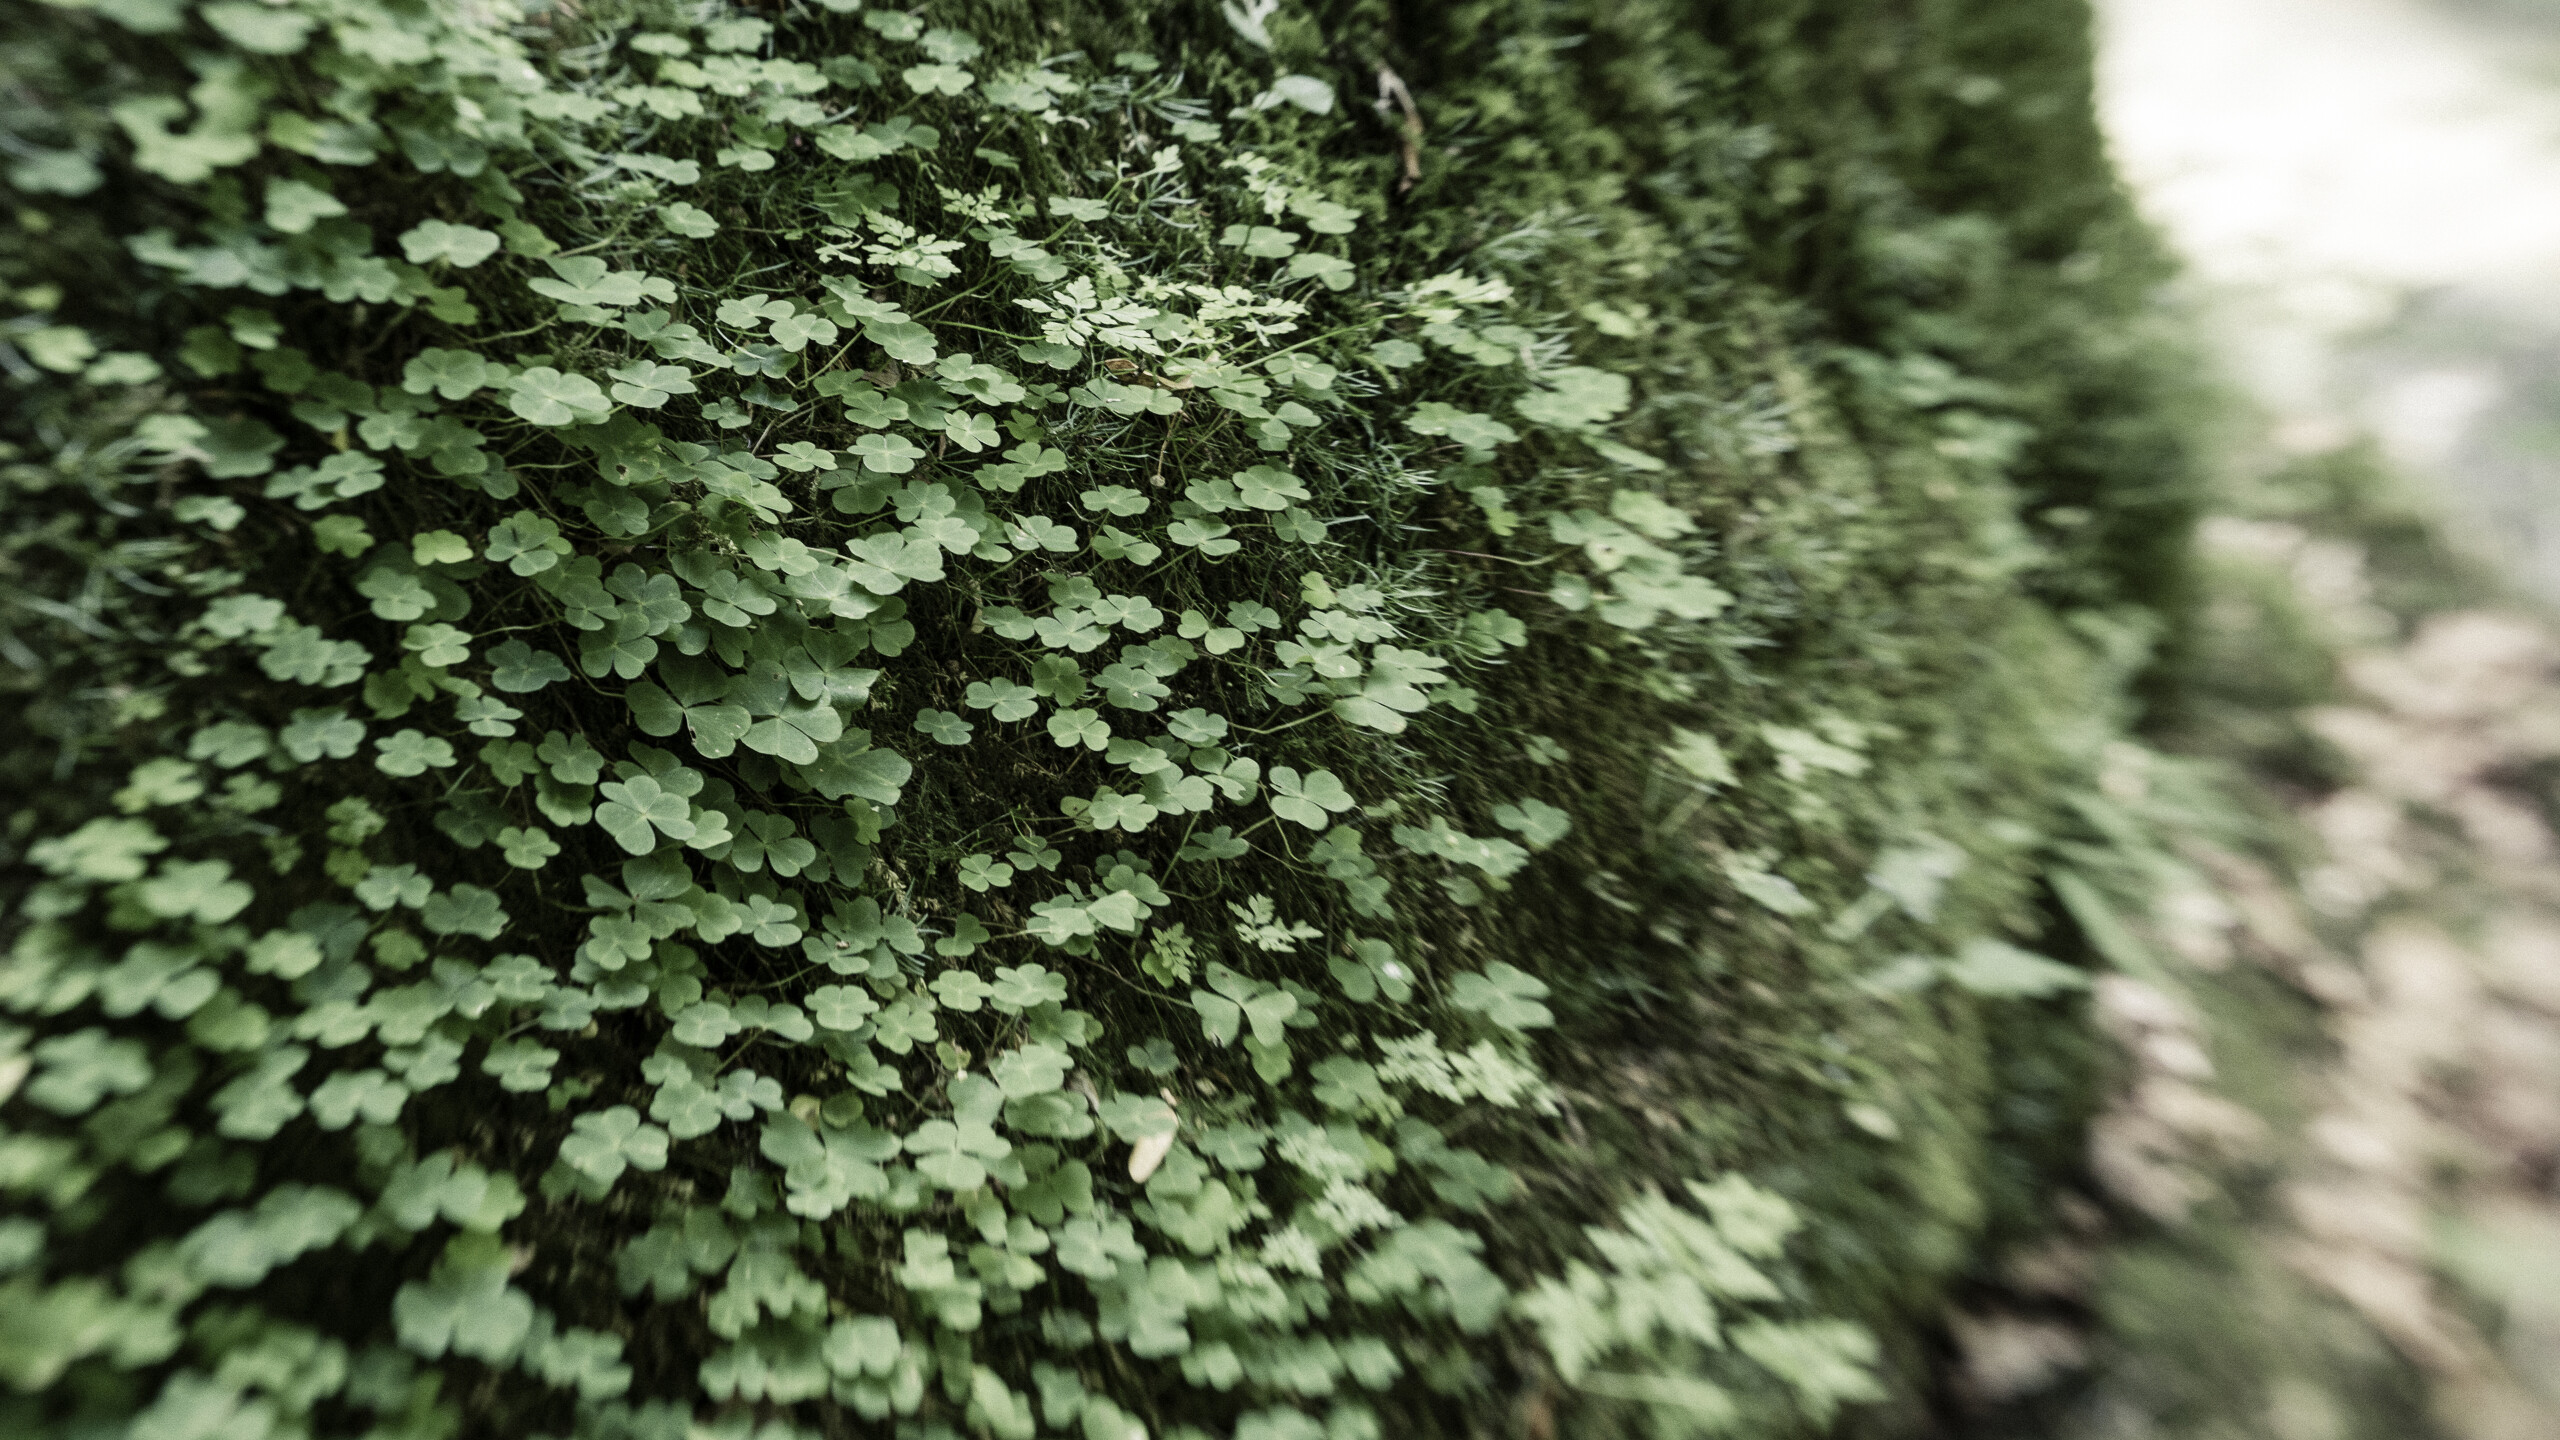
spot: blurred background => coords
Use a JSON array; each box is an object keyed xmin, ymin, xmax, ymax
[
  {"xmin": 2100, "ymin": 0, "xmax": 2560, "ymax": 603},
  {"xmin": 2057, "ymin": 2, "xmax": 2560, "ymax": 1432}
]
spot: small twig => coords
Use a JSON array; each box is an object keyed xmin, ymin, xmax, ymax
[{"xmin": 1374, "ymin": 67, "xmax": 1424, "ymax": 194}]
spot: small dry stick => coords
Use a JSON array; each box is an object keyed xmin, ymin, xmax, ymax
[{"xmin": 1375, "ymin": 66, "xmax": 1424, "ymax": 194}]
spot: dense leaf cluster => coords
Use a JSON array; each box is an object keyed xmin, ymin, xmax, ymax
[{"xmin": 0, "ymin": 0, "xmax": 2201, "ymax": 1437}]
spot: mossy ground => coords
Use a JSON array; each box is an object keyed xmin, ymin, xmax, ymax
[{"xmin": 0, "ymin": 1, "xmax": 2217, "ymax": 1435}]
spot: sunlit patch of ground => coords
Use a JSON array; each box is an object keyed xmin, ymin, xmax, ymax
[{"xmin": 2098, "ymin": 0, "xmax": 2560, "ymax": 601}]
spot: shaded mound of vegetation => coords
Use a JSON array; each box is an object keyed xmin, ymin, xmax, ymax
[{"xmin": 0, "ymin": 1, "xmax": 2200, "ymax": 1436}]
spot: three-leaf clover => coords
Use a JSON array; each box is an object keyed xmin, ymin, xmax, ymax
[
  {"xmin": 924, "ymin": 969, "xmax": 990, "ymax": 1013},
  {"xmin": 963, "ymin": 679, "xmax": 1039, "ymax": 722},
  {"xmin": 1046, "ymin": 709, "xmax": 1109, "ymax": 751},
  {"xmin": 400, "ymin": 219, "xmax": 502, "ymax": 268},
  {"xmin": 1514, "ymin": 365, "xmax": 1633, "ymax": 428},
  {"xmin": 24, "ymin": 1030, "xmax": 152, "ymax": 1115},
  {"xmin": 375, "ymin": 730, "xmax": 458, "ymax": 777},
  {"xmin": 770, "ymin": 312, "xmax": 840, "ymax": 352},
  {"xmin": 738, "ymin": 893, "xmax": 804, "ymax": 947},
  {"xmin": 1085, "ymin": 789, "xmax": 1159, "ymax": 833},
  {"xmin": 1232, "ymin": 465, "xmax": 1312, "ymax": 510},
  {"xmin": 1448, "ymin": 962, "xmax": 1554, "ymax": 1030},
  {"xmin": 671, "ymin": 1001, "xmax": 742, "ymax": 1048},
  {"xmin": 403, "ymin": 623, "xmax": 471, "ymax": 667},
  {"xmin": 393, "ymin": 1243, "xmax": 534, "ymax": 1362},
  {"xmin": 990, "ymin": 963, "xmax": 1068, "ymax": 1012},
  {"xmin": 1408, "ymin": 401, "xmax": 1520, "ymax": 452},
  {"xmin": 559, "ymin": 1106, "xmax": 671, "ymax": 1186},
  {"xmin": 482, "ymin": 1039, "xmax": 560, "ymax": 1093},
  {"xmin": 810, "ymin": 985, "xmax": 880, "ymax": 1031},
  {"xmin": 1267, "ymin": 767, "xmax": 1355, "ymax": 828},
  {"xmin": 1218, "ymin": 224, "xmax": 1301, "ymax": 258},
  {"xmin": 852, "ymin": 433, "xmax": 925, "ymax": 473},
  {"xmin": 1080, "ymin": 485, "xmax": 1149, "ymax": 517},
  {"xmin": 957, "ymin": 854, "xmax": 1015, "ymax": 891},
  {"xmin": 403, "ymin": 347, "xmax": 502, "ymax": 399},
  {"xmin": 485, "ymin": 513, "xmax": 570, "ymax": 575},
  {"xmin": 538, "ymin": 730, "xmax": 606, "ymax": 784},
  {"xmin": 1190, "ymin": 963, "xmax": 1300, "ymax": 1047},
  {"xmin": 28, "ymin": 817, "xmax": 168, "ymax": 883},
  {"xmin": 661, "ymin": 201, "xmax": 720, "ymax": 237},
  {"xmin": 595, "ymin": 775, "xmax": 696, "ymax": 854},
  {"xmin": 497, "ymin": 825, "xmax": 560, "ymax": 869},
  {"xmin": 421, "ymin": 884, "xmax": 508, "ymax": 939},
  {"xmin": 264, "ymin": 177, "xmax": 347, "ymax": 233},
  {"xmin": 606, "ymin": 360, "xmax": 697, "ymax": 408},
  {"xmin": 914, "ymin": 708, "xmax": 974, "ymax": 746},
  {"xmin": 740, "ymin": 704, "xmax": 844, "ymax": 765},
  {"xmin": 507, "ymin": 367, "xmax": 613, "ymax": 426},
  {"xmin": 903, "ymin": 62, "xmax": 974, "ymax": 96},
  {"xmin": 992, "ymin": 1042, "xmax": 1070, "ymax": 1098},
  {"xmin": 1491, "ymin": 797, "xmax": 1573, "ymax": 850}
]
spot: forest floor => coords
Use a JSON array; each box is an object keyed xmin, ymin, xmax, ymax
[{"xmin": 1957, "ymin": 506, "xmax": 2560, "ymax": 1437}]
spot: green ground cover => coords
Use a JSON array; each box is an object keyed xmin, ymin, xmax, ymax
[{"xmin": 0, "ymin": 1, "xmax": 2205, "ymax": 1435}]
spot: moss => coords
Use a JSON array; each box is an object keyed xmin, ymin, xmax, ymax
[{"xmin": 0, "ymin": 0, "xmax": 2209, "ymax": 1434}]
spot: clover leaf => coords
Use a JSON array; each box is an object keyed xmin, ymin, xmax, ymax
[
  {"xmin": 738, "ymin": 894, "xmax": 804, "ymax": 947},
  {"xmin": 1408, "ymin": 401, "xmax": 1520, "ymax": 452},
  {"xmin": 928, "ymin": 969, "xmax": 992, "ymax": 1012},
  {"xmin": 1514, "ymin": 365, "xmax": 1633, "ymax": 428},
  {"xmin": 595, "ymin": 775, "xmax": 696, "ymax": 853},
  {"xmin": 655, "ymin": 198, "xmax": 720, "ymax": 236},
  {"xmin": 421, "ymin": 884, "xmax": 507, "ymax": 939},
  {"xmin": 1491, "ymin": 797, "xmax": 1572, "ymax": 850},
  {"xmin": 852, "ymin": 433, "xmax": 925, "ymax": 474},
  {"xmin": 740, "ymin": 704, "xmax": 843, "ymax": 765},
  {"xmin": 963, "ymin": 679, "xmax": 1039, "ymax": 722},
  {"xmin": 914, "ymin": 708, "xmax": 973, "ymax": 746},
  {"xmin": 25, "ymin": 1030, "xmax": 152, "ymax": 1115},
  {"xmin": 279, "ymin": 708, "xmax": 365, "ymax": 761},
  {"xmin": 956, "ymin": 854, "xmax": 1015, "ymax": 892},
  {"xmin": 770, "ymin": 312, "xmax": 840, "ymax": 352},
  {"xmin": 498, "ymin": 825, "xmax": 560, "ymax": 869},
  {"xmin": 606, "ymin": 360, "xmax": 697, "ymax": 409},
  {"xmin": 1085, "ymin": 789, "xmax": 1159, "ymax": 833},
  {"xmin": 559, "ymin": 1106, "xmax": 670, "ymax": 1187},
  {"xmin": 507, "ymin": 366, "xmax": 613, "ymax": 426},
  {"xmin": 400, "ymin": 219, "xmax": 502, "ymax": 268},
  {"xmin": 1046, "ymin": 708, "xmax": 1109, "ymax": 751},
  {"xmin": 403, "ymin": 347, "xmax": 502, "ymax": 399},
  {"xmin": 1287, "ymin": 251, "xmax": 1357, "ymax": 291},
  {"xmin": 28, "ymin": 817, "xmax": 167, "ymax": 882},
  {"xmin": 394, "ymin": 1242, "xmax": 534, "ymax": 1362},
  {"xmin": 810, "ymin": 985, "xmax": 880, "ymax": 1031},
  {"xmin": 538, "ymin": 731, "xmax": 607, "ymax": 784},
  {"xmin": 374, "ymin": 729, "xmax": 458, "ymax": 777},
  {"xmin": 1232, "ymin": 464, "xmax": 1311, "ymax": 510},
  {"xmin": 904, "ymin": 62, "xmax": 974, "ymax": 95},
  {"xmin": 993, "ymin": 1042, "xmax": 1070, "ymax": 1098},
  {"xmin": 403, "ymin": 623, "xmax": 471, "ymax": 667},
  {"xmin": 904, "ymin": 1114, "xmax": 1008, "ymax": 1190},
  {"xmin": 1448, "ymin": 962, "xmax": 1554, "ymax": 1030},
  {"xmin": 1267, "ymin": 766, "xmax": 1355, "ymax": 828},
  {"xmin": 482, "ymin": 1040, "xmax": 560, "ymax": 1093},
  {"xmin": 1218, "ymin": 224, "xmax": 1301, "ymax": 258},
  {"xmin": 1941, "ymin": 939, "xmax": 2087, "ymax": 998},
  {"xmin": 989, "ymin": 963, "xmax": 1068, "ymax": 1012}
]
